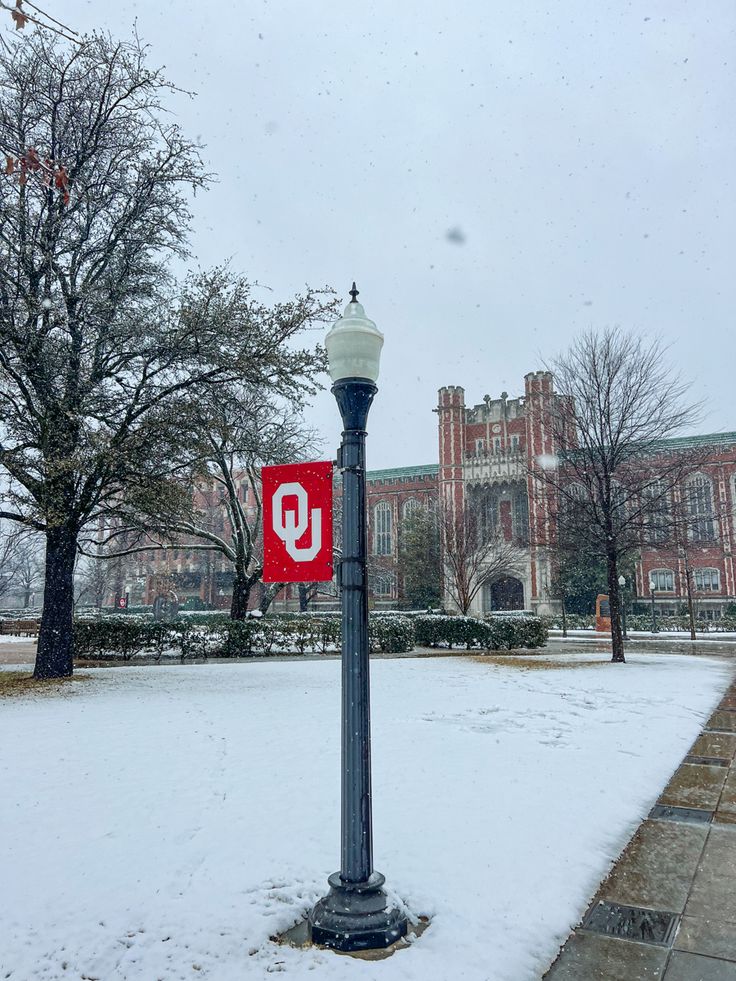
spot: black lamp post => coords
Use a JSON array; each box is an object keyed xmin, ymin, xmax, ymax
[
  {"xmin": 649, "ymin": 578, "xmax": 658, "ymax": 633},
  {"xmin": 308, "ymin": 285, "xmax": 407, "ymax": 952}
]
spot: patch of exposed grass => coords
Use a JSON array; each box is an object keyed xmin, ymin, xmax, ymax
[
  {"xmin": 471, "ymin": 654, "xmax": 610, "ymax": 670},
  {"xmin": 0, "ymin": 670, "xmax": 91, "ymax": 698}
]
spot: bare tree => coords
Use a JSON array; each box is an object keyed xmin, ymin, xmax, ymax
[
  {"xmin": 96, "ymin": 387, "xmax": 322, "ymax": 620},
  {"xmin": 0, "ymin": 522, "xmax": 23, "ymax": 603},
  {"xmin": 13, "ymin": 533, "xmax": 44, "ymax": 606},
  {"xmin": 74, "ymin": 549, "xmax": 124, "ymax": 609},
  {"xmin": 0, "ymin": 522, "xmax": 42, "ymax": 605},
  {"xmin": 1, "ymin": 0, "xmax": 78, "ymax": 42},
  {"xmin": 532, "ymin": 328, "xmax": 704, "ymax": 663},
  {"xmin": 0, "ymin": 33, "xmax": 333, "ymax": 676},
  {"xmin": 441, "ymin": 498, "xmax": 523, "ymax": 615}
]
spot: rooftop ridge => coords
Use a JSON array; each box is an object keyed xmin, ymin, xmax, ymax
[
  {"xmin": 366, "ymin": 463, "xmax": 438, "ymax": 481},
  {"xmin": 649, "ymin": 431, "xmax": 736, "ymax": 450}
]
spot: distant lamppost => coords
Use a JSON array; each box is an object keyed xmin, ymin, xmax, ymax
[
  {"xmin": 618, "ymin": 574, "xmax": 627, "ymax": 639},
  {"xmin": 649, "ymin": 577, "xmax": 658, "ymax": 633},
  {"xmin": 308, "ymin": 284, "xmax": 407, "ymax": 952}
]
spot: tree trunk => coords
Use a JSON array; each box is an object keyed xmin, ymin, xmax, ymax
[
  {"xmin": 34, "ymin": 524, "xmax": 78, "ymax": 679},
  {"xmin": 230, "ymin": 571, "xmax": 251, "ymax": 620},
  {"xmin": 299, "ymin": 583, "xmax": 309, "ymax": 612},
  {"xmin": 259, "ymin": 582, "xmax": 284, "ymax": 615},
  {"xmin": 561, "ymin": 593, "xmax": 568, "ymax": 638},
  {"xmin": 685, "ymin": 570, "xmax": 696, "ymax": 640},
  {"xmin": 605, "ymin": 551, "xmax": 626, "ymax": 663}
]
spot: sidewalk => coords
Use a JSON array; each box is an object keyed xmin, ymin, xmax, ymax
[
  {"xmin": 547, "ymin": 633, "xmax": 736, "ymax": 658},
  {"xmin": 543, "ymin": 676, "xmax": 736, "ymax": 980},
  {"xmin": 0, "ymin": 640, "xmax": 36, "ymax": 665}
]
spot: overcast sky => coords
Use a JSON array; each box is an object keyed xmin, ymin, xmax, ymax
[{"xmin": 55, "ymin": 0, "xmax": 736, "ymax": 468}]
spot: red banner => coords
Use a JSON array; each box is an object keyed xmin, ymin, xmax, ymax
[{"xmin": 262, "ymin": 461, "xmax": 334, "ymax": 583}]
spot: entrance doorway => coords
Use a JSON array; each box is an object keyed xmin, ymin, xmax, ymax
[{"xmin": 483, "ymin": 576, "xmax": 524, "ymax": 612}]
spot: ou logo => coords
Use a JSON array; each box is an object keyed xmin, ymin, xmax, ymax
[{"xmin": 271, "ymin": 482, "xmax": 323, "ymax": 562}]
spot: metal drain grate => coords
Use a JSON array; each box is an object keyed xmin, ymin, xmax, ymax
[
  {"xmin": 649, "ymin": 803, "xmax": 713, "ymax": 825},
  {"xmin": 581, "ymin": 900, "xmax": 679, "ymax": 947},
  {"xmin": 684, "ymin": 755, "xmax": 730, "ymax": 767}
]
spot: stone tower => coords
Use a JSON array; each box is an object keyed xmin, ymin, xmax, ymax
[{"xmin": 437, "ymin": 386, "xmax": 466, "ymax": 518}]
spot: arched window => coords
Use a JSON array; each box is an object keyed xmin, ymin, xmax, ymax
[
  {"xmin": 610, "ymin": 481, "xmax": 628, "ymax": 530},
  {"xmin": 512, "ymin": 487, "xmax": 529, "ymax": 545},
  {"xmin": 402, "ymin": 498, "xmax": 421, "ymax": 521},
  {"xmin": 480, "ymin": 488, "xmax": 499, "ymax": 543},
  {"xmin": 558, "ymin": 482, "xmax": 586, "ymax": 533},
  {"xmin": 693, "ymin": 568, "xmax": 720, "ymax": 592},
  {"xmin": 643, "ymin": 479, "xmax": 670, "ymax": 545},
  {"xmin": 468, "ymin": 485, "xmax": 498, "ymax": 544},
  {"xmin": 374, "ymin": 502, "xmax": 392, "ymax": 555},
  {"xmin": 686, "ymin": 474, "xmax": 716, "ymax": 542},
  {"xmin": 373, "ymin": 574, "xmax": 393, "ymax": 597},
  {"xmin": 649, "ymin": 569, "xmax": 675, "ymax": 592}
]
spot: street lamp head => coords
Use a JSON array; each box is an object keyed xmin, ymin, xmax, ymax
[
  {"xmin": 325, "ymin": 283, "xmax": 384, "ymax": 383},
  {"xmin": 618, "ymin": 575, "xmax": 626, "ymax": 587},
  {"xmin": 649, "ymin": 579, "xmax": 656, "ymax": 591}
]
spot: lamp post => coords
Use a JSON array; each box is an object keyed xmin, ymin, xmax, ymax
[
  {"xmin": 308, "ymin": 285, "xmax": 407, "ymax": 952},
  {"xmin": 649, "ymin": 577, "xmax": 658, "ymax": 633},
  {"xmin": 618, "ymin": 574, "xmax": 627, "ymax": 639}
]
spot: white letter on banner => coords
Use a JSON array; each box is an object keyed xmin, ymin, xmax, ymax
[{"xmin": 272, "ymin": 482, "xmax": 322, "ymax": 562}]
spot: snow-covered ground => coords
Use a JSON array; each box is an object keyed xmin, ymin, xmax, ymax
[{"xmin": 1, "ymin": 654, "xmax": 732, "ymax": 981}]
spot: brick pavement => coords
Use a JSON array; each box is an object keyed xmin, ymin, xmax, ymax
[{"xmin": 543, "ymin": 676, "xmax": 736, "ymax": 980}]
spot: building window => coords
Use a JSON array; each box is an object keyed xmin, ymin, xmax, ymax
[
  {"xmin": 649, "ymin": 569, "xmax": 675, "ymax": 592},
  {"xmin": 373, "ymin": 575, "xmax": 392, "ymax": 597},
  {"xmin": 477, "ymin": 487, "xmax": 498, "ymax": 543},
  {"xmin": 687, "ymin": 474, "xmax": 716, "ymax": 542},
  {"xmin": 475, "ymin": 439, "xmax": 485, "ymax": 455},
  {"xmin": 374, "ymin": 502, "xmax": 392, "ymax": 555},
  {"xmin": 512, "ymin": 488, "xmax": 529, "ymax": 545},
  {"xmin": 610, "ymin": 481, "xmax": 627, "ymax": 522},
  {"xmin": 693, "ymin": 568, "xmax": 720, "ymax": 592},
  {"xmin": 644, "ymin": 480, "xmax": 670, "ymax": 545},
  {"xmin": 511, "ymin": 434, "xmax": 520, "ymax": 452},
  {"xmin": 493, "ymin": 437, "xmax": 501, "ymax": 454},
  {"xmin": 402, "ymin": 498, "xmax": 421, "ymax": 521},
  {"xmin": 558, "ymin": 483, "xmax": 586, "ymax": 535}
]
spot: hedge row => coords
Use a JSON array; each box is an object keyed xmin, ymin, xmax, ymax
[
  {"xmin": 72, "ymin": 611, "xmax": 547, "ymax": 660},
  {"xmin": 544, "ymin": 613, "xmax": 736, "ymax": 633},
  {"xmin": 413, "ymin": 614, "xmax": 548, "ymax": 650},
  {"xmin": 73, "ymin": 612, "xmax": 416, "ymax": 660},
  {"xmin": 73, "ymin": 620, "xmax": 211, "ymax": 661}
]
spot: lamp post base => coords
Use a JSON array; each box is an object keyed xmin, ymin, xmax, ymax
[{"xmin": 308, "ymin": 871, "xmax": 407, "ymax": 952}]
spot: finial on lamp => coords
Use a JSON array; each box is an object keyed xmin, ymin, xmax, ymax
[{"xmin": 349, "ymin": 282, "xmax": 359, "ymax": 304}]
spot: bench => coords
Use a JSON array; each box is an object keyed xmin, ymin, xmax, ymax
[{"xmin": 0, "ymin": 619, "xmax": 41, "ymax": 637}]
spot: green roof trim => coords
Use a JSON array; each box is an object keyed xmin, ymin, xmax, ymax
[
  {"xmin": 650, "ymin": 432, "xmax": 736, "ymax": 451},
  {"xmin": 367, "ymin": 464, "xmax": 438, "ymax": 482}
]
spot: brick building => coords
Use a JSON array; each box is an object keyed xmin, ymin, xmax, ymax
[
  {"xmin": 633, "ymin": 432, "xmax": 736, "ymax": 618},
  {"xmin": 434, "ymin": 373, "xmax": 736, "ymax": 617},
  {"xmin": 116, "ymin": 370, "xmax": 736, "ymax": 617}
]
